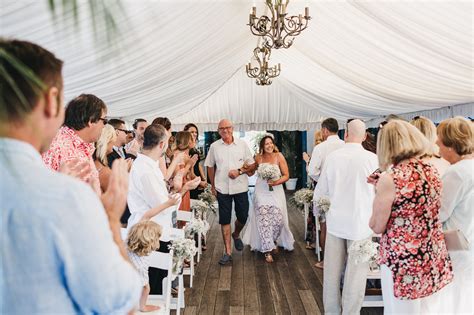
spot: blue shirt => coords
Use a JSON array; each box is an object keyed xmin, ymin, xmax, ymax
[{"xmin": 0, "ymin": 138, "xmax": 141, "ymax": 314}]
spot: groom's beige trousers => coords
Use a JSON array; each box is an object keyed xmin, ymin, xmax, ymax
[{"xmin": 323, "ymin": 233, "xmax": 369, "ymax": 315}]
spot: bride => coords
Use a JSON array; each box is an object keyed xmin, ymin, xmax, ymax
[{"xmin": 242, "ymin": 135, "xmax": 295, "ymax": 263}]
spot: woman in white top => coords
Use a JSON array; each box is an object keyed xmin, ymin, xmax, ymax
[
  {"xmin": 242, "ymin": 135, "xmax": 294, "ymax": 263},
  {"xmin": 435, "ymin": 116, "xmax": 473, "ymax": 314},
  {"xmin": 410, "ymin": 116, "xmax": 450, "ymax": 176}
]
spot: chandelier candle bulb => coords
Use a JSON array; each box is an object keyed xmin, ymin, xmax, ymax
[
  {"xmin": 252, "ymin": 6, "xmax": 256, "ymax": 16},
  {"xmin": 305, "ymin": 7, "xmax": 309, "ymax": 17}
]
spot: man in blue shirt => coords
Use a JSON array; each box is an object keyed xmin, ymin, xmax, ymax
[{"xmin": 0, "ymin": 39, "xmax": 141, "ymax": 313}]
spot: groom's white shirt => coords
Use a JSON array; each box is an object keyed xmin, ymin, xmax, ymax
[
  {"xmin": 205, "ymin": 138, "xmax": 254, "ymax": 195},
  {"xmin": 314, "ymin": 143, "xmax": 378, "ymax": 240}
]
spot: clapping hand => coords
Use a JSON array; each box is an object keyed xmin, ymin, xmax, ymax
[
  {"xmin": 60, "ymin": 158, "xmax": 101, "ymax": 195},
  {"xmin": 183, "ymin": 176, "xmax": 201, "ymax": 191},
  {"xmin": 167, "ymin": 193, "xmax": 182, "ymax": 207},
  {"xmin": 101, "ymin": 159, "xmax": 129, "ymax": 222},
  {"xmin": 59, "ymin": 158, "xmax": 92, "ymax": 181}
]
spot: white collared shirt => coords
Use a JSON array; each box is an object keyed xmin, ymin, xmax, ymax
[
  {"xmin": 204, "ymin": 138, "xmax": 254, "ymax": 195},
  {"xmin": 128, "ymin": 153, "xmax": 176, "ymax": 241},
  {"xmin": 308, "ymin": 134, "xmax": 345, "ymax": 182},
  {"xmin": 314, "ymin": 143, "xmax": 378, "ymax": 240}
]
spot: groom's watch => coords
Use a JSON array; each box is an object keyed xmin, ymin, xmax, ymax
[{"xmin": 238, "ymin": 168, "xmax": 243, "ymax": 175}]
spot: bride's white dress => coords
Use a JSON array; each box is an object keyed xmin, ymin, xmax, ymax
[{"xmin": 242, "ymin": 163, "xmax": 295, "ymax": 252}]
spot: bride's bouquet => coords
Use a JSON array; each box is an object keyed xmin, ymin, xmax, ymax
[
  {"xmin": 348, "ymin": 239, "xmax": 380, "ymax": 271},
  {"xmin": 168, "ymin": 238, "xmax": 197, "ymax": 274},
  {"xmin": 257, "ymin": 163, "xmax": 280, "ymax": 191}
]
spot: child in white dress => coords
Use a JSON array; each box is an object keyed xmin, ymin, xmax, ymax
[{"xmin": 127, "ymin": 221, "xmax": 162, "ymax": 312}]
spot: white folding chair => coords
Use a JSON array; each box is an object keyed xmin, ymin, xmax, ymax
[{"xmin": 148, "ymin": 250, "xmax": 185, "ymax": 315}]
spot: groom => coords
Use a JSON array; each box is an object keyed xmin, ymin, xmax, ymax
[{"xmin": 205, "ymin": 119, "xmax": 255, "ymax": 265}]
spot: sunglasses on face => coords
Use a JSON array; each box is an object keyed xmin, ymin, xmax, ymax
[
  {"xmin": 98, "ymin": 117, "xmax": 109, "ymax": 125},
  {"xmin": 116, "ymin": 128, "xmax": 132, "ymax": 134}
]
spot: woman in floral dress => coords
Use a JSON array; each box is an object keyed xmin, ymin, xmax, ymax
[
  {"xmin": 370, "ymin": 120, "xmax": 453, "ymax": 313},
  {"xmin": 242, "ymin": 135, "xmax": 294, "ymax": 263}
]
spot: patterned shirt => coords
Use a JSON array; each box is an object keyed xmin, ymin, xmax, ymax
[
  {"xmin": 378, "ymin": 159, "xmax": 453, "ymax": 300},
  {"xmin": 42, "ymin": 126, "xmax": 99, "ymax": 191}
]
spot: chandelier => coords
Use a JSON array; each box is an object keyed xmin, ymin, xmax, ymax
[
  {"xmin": 248, "ymin": 0, "xmax": 311, "ymax": 49},
  {"xmin": 246, "ymin": 46, "xmax": 281, "ymax": 86}
]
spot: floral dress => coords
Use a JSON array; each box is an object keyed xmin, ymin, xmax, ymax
[{"xmin": 378, "ymin": 159, "xmax": 453, "ymax": 300}]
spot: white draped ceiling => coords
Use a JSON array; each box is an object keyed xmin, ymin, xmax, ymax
[{"xmin": 1, "ymin": 0, "xmax": 473, "ymax": 130}]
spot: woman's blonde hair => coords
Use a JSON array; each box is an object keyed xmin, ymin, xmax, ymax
[
  {"xmin": 410, "ymin": 116, "xmax": 439, "ymax": 157},
  {"xmin": 95, "ymin": 124, "xmax": 116, "ymax": 165},
  {"xmin": 314, "ymin": 130, "xmax": 323, "ymax": 146},
  {"xmin": 377, "ymin": 120, "xmax": 429, "ymax": 170},
  {"xmin": 437, "ymin": 116, "xmax": 473, "ymax": 156},
  {"xmin": 127, "ymin": 221, "xmax": 162, "ymax": 257}
]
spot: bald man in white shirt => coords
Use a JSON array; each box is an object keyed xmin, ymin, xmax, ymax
[{"xmin": 314, "ymin": 119, "xmax": 378, "ymax": 315}]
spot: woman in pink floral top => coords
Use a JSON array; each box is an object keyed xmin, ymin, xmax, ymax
[{"xmin": 370, "ymin": 120, "xmax": 453, "ymax": 313}]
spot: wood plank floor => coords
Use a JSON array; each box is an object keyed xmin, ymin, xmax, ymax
[{"xmin": 180, "ymin": 196, "xmax": 383, "ymax": 315}]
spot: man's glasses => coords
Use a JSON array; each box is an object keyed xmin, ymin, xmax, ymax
[
  {"xmin": 218, "ymin": 126, "xmax": 233, "ymax": 131},
  {"xmin": 98, "ymin": 117, "xmax": 108, "ymax": 125}
]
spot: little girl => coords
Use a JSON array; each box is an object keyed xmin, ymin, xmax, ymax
[{"xmin": 127, "ymin": 220, "xmax": 162, "ymax": 312}]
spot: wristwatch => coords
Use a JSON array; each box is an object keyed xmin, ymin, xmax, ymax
[{"xmin": 238, "ymin": 168, "xmax": 243, "ymax": 175}]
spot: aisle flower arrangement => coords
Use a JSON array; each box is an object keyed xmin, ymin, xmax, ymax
[
  {"xmin": 168, "ymin": 238, "xmax": 197, "ymax": 273},
  {"xmin": 315, "ymin": 196, "xmax": 331, "ymax": 219},
  {"xmin": 198, "ymin": 185, "xmax": 217, "ymax": 213},
  {"xmin": 192, "ymin": 200, "xmax": 212, "ymax": 219},
  {"xmin": 184, "ymin": 219, "xmax": 210, "ymax": 238},
  {"xmin": 348, "ymin": 239, "xmax": 380, "ymax": 271},
  {"xmin": 294, "ymin": 188, "xmax": 314, "ymax": 204}
]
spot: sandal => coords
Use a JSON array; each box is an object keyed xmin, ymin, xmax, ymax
[
  {"xmin": 305, "ymin": 242, "xmax": 315, "ymax": 250},
  {"xmin": 314, "ymin": 261, "xmax": 324, "ymax": 269},
  {"xmin": 265, "ymin": 253, "xmax": 274, "ymax": 263}
]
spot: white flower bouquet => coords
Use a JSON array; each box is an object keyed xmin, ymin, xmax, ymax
[
  {"xmin": 348, "ymin": 239, "xmax": 380, "ymax": 271},
  {"xmin": 184, "ymin": 219, "xmax": 210, "ymax": 238},
  {"xmin": 294, "ymin": 188, "xmax": 314, "ymax": 204},
  {"xmin": 168, "ymin": 238, "xmax": 197, "ymax": 273},
  {"xmin": 257, "ymin": 163, "xmax": 280, "ymax": 191}
]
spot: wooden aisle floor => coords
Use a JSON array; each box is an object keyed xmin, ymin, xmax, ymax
[{"xmin": 179, "ymin": 198, "xmax": 384, "ymax": 315}]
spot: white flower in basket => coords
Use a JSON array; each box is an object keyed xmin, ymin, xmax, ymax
[
  {"xmin": 168, "ymin": 238, "xmax": 197, "ymax": 274},
  {"xmin": 294, "ymin": 188, "xmax": 314, "ymax": 204},
  {"xmin": 348, "ymin": 239, "xmax": 380, "ymax": 271},
  {"xmin": 184, "ymin": 219, "xmax": 210, "ymax": 238},
  {"xmin": 257, "ymin": 163, "xmax": 280, "ymax": 191}
]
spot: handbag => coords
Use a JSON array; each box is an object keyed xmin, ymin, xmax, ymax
[{"xmin": 444, "ymin": 229, "xmax": 470, "ymax": 251}]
